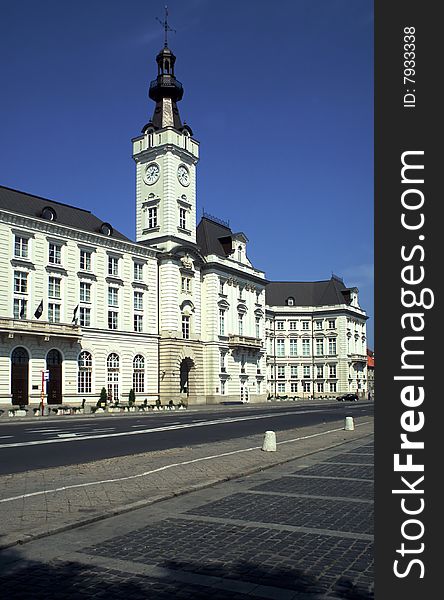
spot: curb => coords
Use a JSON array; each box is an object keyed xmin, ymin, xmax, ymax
[{"xmin": 0, "ymin": 428, "xmax": 373, "ymax": 551}]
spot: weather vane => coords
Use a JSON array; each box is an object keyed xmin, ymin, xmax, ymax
[{"xmin": 156, "ymin": 5, "xmax": 176, "ymax": 48}]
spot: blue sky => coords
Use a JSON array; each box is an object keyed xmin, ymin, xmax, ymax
[{"xmin": 0, "ymin": 0, "xmax": 374, "ymax": 346}]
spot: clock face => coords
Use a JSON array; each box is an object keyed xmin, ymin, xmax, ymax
[
  {"xmin": 177, "ymin": 165, "xmax": 190, "ymax": 186},
  {"xmin": 144, "ymin": 162, "xmax": 160, "ymax": 185}
]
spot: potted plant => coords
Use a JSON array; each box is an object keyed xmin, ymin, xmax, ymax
[{"xmin": 128, "ymin": 389, "xmax": 136, "ymax": 411}]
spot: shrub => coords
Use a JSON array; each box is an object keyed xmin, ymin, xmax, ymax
[{"xmin": 128, "ymin": 389, "xmax": 136, "ymax": 405}]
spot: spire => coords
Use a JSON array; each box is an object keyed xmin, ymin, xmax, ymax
[{"xmin": 145, "ymin": 6, "xmax": 188, "ymax": 132}]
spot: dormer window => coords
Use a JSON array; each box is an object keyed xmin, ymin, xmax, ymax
[
  {"xmin": 237, "ymin": 246, "xmax": 242, "ymax": 262},
  {"xmin": 286, "ymin": 297, "xmax": 295, "ymax": 306},
  {"xmin": 42, "ymin": 206, "xmax": 56, "ymax": 221}
]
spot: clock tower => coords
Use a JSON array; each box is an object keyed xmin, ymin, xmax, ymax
[{"xmin": 132, "ymin": 42, "xmax": 199, "ymax": 251}]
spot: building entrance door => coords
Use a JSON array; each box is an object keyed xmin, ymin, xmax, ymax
[
  {"xmin": 46, "ymin": 349, "xmax": 62, "ymax": 404},
  {"xmin": 11, "ymin": 347, "xmax": 29, "ymax": 405}
]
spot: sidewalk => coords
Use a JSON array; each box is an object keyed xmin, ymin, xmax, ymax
[
  {"xmin": 0, "ymin": 415, "xmax": 373, "ymax": 550},
  {"xmin": 0, "ymin": 418, "xmax": 374, "ymax": 599}
]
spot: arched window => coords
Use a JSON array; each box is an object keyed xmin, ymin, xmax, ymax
[
  {"xmin": 286, "ymin": 297, "xmax": 295, "ymax": 306},
  {"xmin": 107, "ymin": 353, "xmax": 120, "ymax": 401},
  {"xmin": 78, "ymin": 351, "xmax": 92, "ymax": 394},
  {"xmin": 237, "ymin": 246, "xmax": 242, "ymax": 262},
  {"xmin": 133, "ymin": 355, "xmax": 145, "ymax": 393}
]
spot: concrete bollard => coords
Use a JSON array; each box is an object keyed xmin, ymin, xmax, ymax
[
  {"xmin": 344, "ymin": 416, "xmax": 355, "ymax": 431},
  {"xmin": 262, "ymin": 430, "xmax": 277, "ymax": 452}
]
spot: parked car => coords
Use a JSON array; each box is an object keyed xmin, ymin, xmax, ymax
[{"xmin": 337, "ymin": 393, "xmax": 359, "ymax": 402}]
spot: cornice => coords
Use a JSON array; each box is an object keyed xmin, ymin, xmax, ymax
[{"xmin": 0, "ymin": 210, "xmax": 158, "ymax": 260}]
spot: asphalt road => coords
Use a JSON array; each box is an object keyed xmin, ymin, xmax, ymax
[{"xmin": 0, "ymin": 401, "xmax": 374, "ymax": 475}]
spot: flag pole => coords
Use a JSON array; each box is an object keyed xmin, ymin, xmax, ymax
[{"xmin": 41, "ymin": 370, "xmax": 45, "ymax": 416}]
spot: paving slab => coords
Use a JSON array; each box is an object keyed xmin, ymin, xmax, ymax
[
  {"xmin": 0, "ymin": 417, "xmax": 372, "ymax": 549},
  {"xmin": 0, "ymin": 423, "xmax": 374, "ymax": 599}
]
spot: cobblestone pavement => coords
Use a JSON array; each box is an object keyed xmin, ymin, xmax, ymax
[
  {"xmin": 0, "ymin": 431, "xmax": 374, "ymax": 599},
  {"xmin": 0, "ymin": 418, "xmax": 372, "ymax": 549}
]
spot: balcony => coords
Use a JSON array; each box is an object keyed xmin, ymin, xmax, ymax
[
  {"xmin": 0, "ymin": 318, "xmax": 82, "ymax": 341},
  {"xmin": 228, "ymin": 335, "xmax": 262, "ymax": 350},
  {"xmin": 349, "ymin": 353, "xmax": 367, "ymax": 363}
]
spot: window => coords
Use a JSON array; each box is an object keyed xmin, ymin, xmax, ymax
[
  {"xmin": 108, "ymin": 256, "xmax": 119, "ymax": 277},
  {"xmin": 255, "ymin": 317, "xmax": 260, "ymax": 339},
  {"xmin": 329, "ymin": 382, "xmax": 337, "ymax": 393},
  {"xmin": 48, "ymin": 303, "xmax": 60, "ymax": 323},
  {"xmin": 134, "ymin": 291, "xmax": 143, "ymax": 311},
  {"xmin": 277, "ymin": 383, "xmax": 285, "ymax": 393},
  {"xmin": 13, "ymin": 298, "xmax": 27, "ymax": 319},
  {"xmin": 108, "ymin": 287, "xmax": 119, "ymax": 307},
  {"xmin": 14, "ymin": 271, "xmax": 27, "ymax": 293},
  {"xmin": 291, "ymin": 382, "xmax": 298, "ymax": 393},
  {"xmin": 291, "ymin": 365, "xmax": 298, "ymax": 379},
  {"xmin": 238, "ymin": 287, "xmax": 244, "ymax": 300},
  {"xmin": 303, "ymin": 365, "xmax": 311, "ymax": 379},
  {"xmin": 79, "ymin": 250, "xmax": 91, "ymax": 271},
  {"xmin": 277, "ymin": 365, "xmax": 285, "ymax": 379},
  {"xmin": 108, "ymin": 311, "xmax": 118, "ymax": 330},
  {"xmin": 289, "ymin": 339, "xmax": 298, "ymax": 356},
  {"xmin": 133, "ymin": 355, "xmax": 145, "ymax": 393},
  {"xmin": 302, "ymin": 321, "xmax": 309, "ymax": 331},
  {"xmin": 276, "ymin": 321, "xmax": 284, "ymax": 330},
  {"xmin": 107, "ymin": 353, "xmax": 119, "ymax": 401},
  {"xmin": 219, "ymin": 310, "xmax": 225, "ymax": 336},
  {"xmin": 302, "ymin": 382, "xmax": 311, "ymax": 393},
  {"xmin": 289, "ymin": 321, "xmax": 297, "ymax": 330},
  {"xmin": 302, "ymin": 339, "xmax": 310, "ymax": 356},
  {"xmin": 220, "ymin": 380, "xmax": 226, "ymax": 395},
  {"xmin": 257, "ymin": 380, "xmax": 261, "ymax": 394},
  {"xmin": 328, "ymin": 319, "xmax": 336, "ymax": 329},
  {"xmin": 134, "ymin": 262, "xmax": 143, "ymax": 281},
  {"xmin": 182, "ymin": 315, "xmax": 190, "ymax": 339},
  {"xmin": 328, "ymin": 337, "xmax": 337, "ymax": 355},
  {"xmin": 14, "ymin": 236, "xmax": 28, "ymax": 258},
  {"xmin": 80, "ymin": 307, "xmax": 91, "ymax": 327},
  {"xmin": 329, "ymin": 364, "xmax": 337, "ymax": 378},
  {"xmin": 48, "ymin": 243, "xmax": 61, "ymax": 265},
  {"xmin": 317, "ymin": 365, "xmax": 324, "ymax": 378},
  {"xmin": 80, "ymin": 282, "xmax": 91, "ymax": 303},
  {"xmin": 78, "ymin": 351, "xmax": 92, "ymax": 394},
  {"xmin": 134, "ymin": 314, "xmax": 143, "ymax": 332},
  {"xmin": 276, "ymin": 339, "xmax": 285, "ymax": 356},
  {"xmin": 219, "ymin": 280, "xmax": 225, "ymax": 295},
  {"xmin": 315, "ymin": 320, "xmax": 323, "ymax": 330},
  {"xmin": 220, "ymin": 353, "xmax": 226, "ymax": 372},
  {"xmin": 148, "ymin": 207, "xmax": 157, "ymax": 229},
  {"xmin": 181, "ymin": 276, "xmax": 191, "ymax": 293},
  {"xmin": 286, "ymin": 297, "xmax": 295, "ymax": 306},
  {"xmin": 317, "ymin": 382, "xmax": 324, "ymax": 392},
  {"xmin": 238, "ymin": 314, "xmax": 244, "ymax": 336},
  {"xmin": 316, "ymin": 338, "xmax": 324, "ymax": 356},
  {"xmin": 48, "ymin": 277, "xmax": 61, "ymax": 299},
  {"xmin": 237, "ymin": 246, "xmax": 242, "ymax": 262},
  {"xmin": 179, "ymin": 207, "xmax": 186, "ymax": 229}
]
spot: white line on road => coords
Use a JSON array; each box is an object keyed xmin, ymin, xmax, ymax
[
  {"xmin": 0, "ymin": 409, "xmax": 326, "ymax": 449},
  {"xmin": 0, "ymin": 436, "xmax": 13, "ymax": 439},
  {"xmin": 0, "ymin": 422, "xmax": 372, "ymax": 504}
]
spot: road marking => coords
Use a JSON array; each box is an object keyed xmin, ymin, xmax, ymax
[
  {"xmin": 57, "ymin": 433, "xmax": 79, "ymax": 438},
  {"xmin": 0, "ymin": 409, "xmax": 329, "ymax": 449},
  {"xmin": 0, "ymin": 422, "xmax": 372, "ymax": 503},
  {"xmin": 0, "ymin": 436, "xmax": 13, "ymax": 439}
]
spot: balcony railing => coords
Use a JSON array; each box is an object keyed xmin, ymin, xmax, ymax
[
  {"xmin": 228, "ymin": 335, "xmax": 262, "ymax": 350},
  {"xmin": 349, "ymin": 353, "xmax": 367, "ymax": 362},
  {"xmin": 0, "ymin": 318, "xmax": 82, "ymax": 340}
]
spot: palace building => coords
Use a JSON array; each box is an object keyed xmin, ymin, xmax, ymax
[{"xmin": 0, "ymin": 40, "xmax": 368, "ymax": 407}]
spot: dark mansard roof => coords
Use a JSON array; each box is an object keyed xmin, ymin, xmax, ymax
[
  {"xmin": 0, "ymin": 185, "xmax": 130, "ymax": 241},
  {"xmin": 266, "ymin": 277, "xmax": 357, "ymax": 307}
]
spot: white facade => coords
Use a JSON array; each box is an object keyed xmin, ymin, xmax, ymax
[
  {"xmin": 266, "ymin": 300, "xmax": 368, "ymax": 399},
  {"xmin": 0, "ymin": 207, "xmax": 159, "ymax": 406},
  {"xmin": 0, "ymin": 43, "xmax": 367, "ymax": 408}
]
